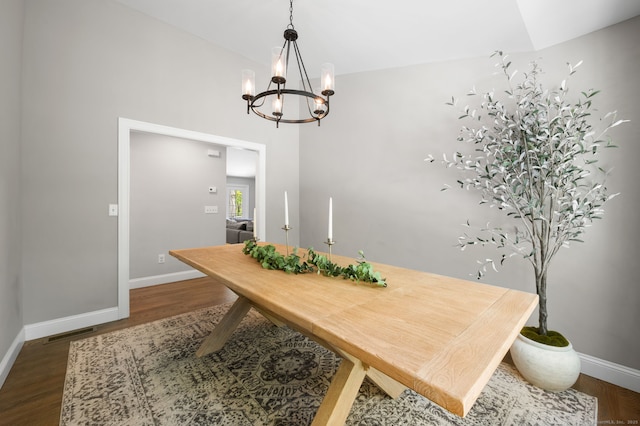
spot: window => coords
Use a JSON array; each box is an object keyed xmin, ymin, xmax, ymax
[{"xmin": 227, "ymin": 184, "xmax": 250, "ymax": 218}]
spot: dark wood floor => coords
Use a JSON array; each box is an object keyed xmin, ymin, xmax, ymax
[{"xmin": 0, "ymin": 277, "xmax": 638, "ymax": 425}]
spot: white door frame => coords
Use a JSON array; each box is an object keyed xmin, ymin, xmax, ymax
[{"xmin": 117, "ymin": 118, "xmax": 266, "ymax": 319}]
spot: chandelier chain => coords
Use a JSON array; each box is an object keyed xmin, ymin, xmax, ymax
[{"xmin": 288, "ymin": 0, "xmax": 294, "ymax": 29}]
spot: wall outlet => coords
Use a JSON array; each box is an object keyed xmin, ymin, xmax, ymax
[
  {"xmin": 204, "ymin": 205, "xmax": 218, "ymax": 214},
  {"xmin": 158, "ymin": 254, "xmax": 165, "ymax": 264}
]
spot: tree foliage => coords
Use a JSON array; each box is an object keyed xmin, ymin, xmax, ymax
[{"xmin": 429, "ymin": 52, "xmax": 626, "ymax": 336}]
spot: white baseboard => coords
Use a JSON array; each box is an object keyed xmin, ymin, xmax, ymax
[
  {"xmin": 579, "ymin": 352, "xmax": 640, "ymax": 393},
  {"xmin": 0, "ymin": 329, "xmax": 25, "ymax": 389},
  {"xmin": 23, "ymin": 307, "xmax": 119, "ymax": 341},
  {"xmin": 129, "ymin": 270, "xmax": 205, "ymax": 289}
]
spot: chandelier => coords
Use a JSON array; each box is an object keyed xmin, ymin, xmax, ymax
[{"xmin": 241, "ymin": 0, "xmax": 335, "ymax": 127}]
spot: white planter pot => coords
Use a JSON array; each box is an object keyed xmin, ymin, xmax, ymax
[{"xmin": 510, "ymin": 333, "xmax": 581, "ymax": 392}]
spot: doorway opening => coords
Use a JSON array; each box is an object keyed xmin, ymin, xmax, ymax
[{"xmin": 117, "ymin": 118, "xmax": 266, "ymax": 319}]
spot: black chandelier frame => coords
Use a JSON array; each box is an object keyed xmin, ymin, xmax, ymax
[{"xmin": 242, "ymin": 2, "xmax": 334, "ymax": 127}]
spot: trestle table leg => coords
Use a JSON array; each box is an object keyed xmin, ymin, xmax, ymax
[
  {"xmin": 195, "ymin": 296, "xmax": 252, "ymax": 357},
  {"xmin": 311, "ymin": 357, "xmax": 368, "ymax": 426}
]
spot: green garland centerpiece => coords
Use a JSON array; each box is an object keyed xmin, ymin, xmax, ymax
[{"xmin": 242, "ymin": 240, "xmax": 387, "ymax": 287}]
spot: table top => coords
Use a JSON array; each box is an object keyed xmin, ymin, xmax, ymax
[{"xmin": 170, "ymin": 243, "xmax": 538, "ymax": 417}]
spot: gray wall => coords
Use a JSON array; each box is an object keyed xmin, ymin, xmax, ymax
[
  {"xmin": 19, "ymin": 0, "xmax": 300, "ymax": 325},
  {"xmin": 300, "ymin": 16, "xmax": 640, "ymax": 370},
  {"xmin": 0, "ymin": 0, "xmax": 24, "ymax": 366},
  {"xmin": 130, "ymin": 132, "xmax": 226, "ymax": 279}
]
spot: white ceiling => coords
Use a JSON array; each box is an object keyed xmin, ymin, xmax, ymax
[
  {"xmin": 227, "ymin": 147, "xmax": 258, "ymax": 178},
  {"xmin": 117, "ymin": 0, "xmax": 640, "ymax": 77}
]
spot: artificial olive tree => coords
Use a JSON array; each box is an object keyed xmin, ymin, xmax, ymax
[{"xmin": 432, "ymin": 52, "xmax": 626, "ymax": 339}]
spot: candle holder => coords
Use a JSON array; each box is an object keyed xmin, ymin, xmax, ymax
[
  {"xmin": 324, "ymin": 238, "xmax": 335, "ymax": 262},
  {"xmin": 282, "ymin": 225, "xmax": 291, "ymax": 256}
]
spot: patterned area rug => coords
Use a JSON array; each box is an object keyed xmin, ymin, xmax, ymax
[{"xmin": 61, "ymin": 303, "xmax": 596, "ymax": 425}]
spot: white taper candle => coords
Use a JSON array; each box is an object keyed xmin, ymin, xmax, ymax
[
  {"xmin": 284, "ymin": 191, "xmax": 289, "ymax": 226},
  {"xmin": 328, "ymin": 197, "xmax": 333, "ymax": 240}
]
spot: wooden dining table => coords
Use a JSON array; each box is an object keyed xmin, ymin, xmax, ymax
[{"xmin": 170, "ymin": 243, "xmax": 538, "ymax": 425}]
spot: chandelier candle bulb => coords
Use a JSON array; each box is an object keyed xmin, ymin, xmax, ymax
[
  {"xmin": 321, "ymin": 63, "xmax": 335, "ymax": 95},
  {"xmin": 273, "ymin": 97, "xmax": 283, "ymax": 116},
  {"xmin": 313, "ymin": 89, "xmax": 326, "ymax": 114},
  {"xmin": 313, "ymin": 99, "xmax": 324, "ymax": 114},
  {"xmin": 241, "ymin": 69, "xmax": 255, "ymax": 99},
  {"xmin": 272, "ymin": 47, "xmax": 286, "ymax": 83}
]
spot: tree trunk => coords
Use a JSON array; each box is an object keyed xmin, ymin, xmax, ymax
[{"xmin": 537, "ymin": 270, "xmax": 548, "ymax": 335}]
